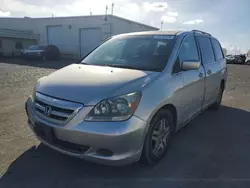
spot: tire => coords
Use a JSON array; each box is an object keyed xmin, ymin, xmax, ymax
[
  {"xmin": 246, "ymin": 61, "xmax": 250, "ymax": 65},
  {"xmin": 140, "ymin": 109, "xmax": 174, "ymax": 165},
  {"xmin": 210, "ymin": 85, "xmax": 224, "ymax": 110}
]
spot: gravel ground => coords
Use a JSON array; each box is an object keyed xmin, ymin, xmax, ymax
[{"xmin": 0, "ymin": 58, "xmax": 250, "ymax": 188}]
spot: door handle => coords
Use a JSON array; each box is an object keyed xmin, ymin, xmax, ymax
[
  {"xmin": 198, "ymin": 72, "xmax": 204, "ymax": 77},
  {"xmin": 207, "ymin": 70, "xmax": 212, "ymax": 75}
]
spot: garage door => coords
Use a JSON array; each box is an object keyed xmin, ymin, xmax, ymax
[
  {"xmin": 47, "ymin": 26, "xmax": 63, "ymax": 50},
  {"xmin": 80, "ymin": 28, "xmax": 101, "ymax": 57}
]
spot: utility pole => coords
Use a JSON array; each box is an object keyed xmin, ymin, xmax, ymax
[
  {"xmin": 161, "ymin": 21, "xmax": 163, "ymax": 30},
  {"xmin": 90, "ymin": 9, "xmax": 92, "ymax": 15},
  {"xmin": 105, "ymin": 5, "xmax": 108, "ymax": 21},
  {"xmin": 111, "ymin": 3, "xmax": 114, "ymax": 15}
]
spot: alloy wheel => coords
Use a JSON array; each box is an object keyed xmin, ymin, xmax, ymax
[{"xmin": 151, "ymin": 118, "xmax": 170, "ymax": 157}]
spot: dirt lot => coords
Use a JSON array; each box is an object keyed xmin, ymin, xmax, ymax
[{"xmin": 1, "ymin": 58, "xmax": 250, "ymax": 188}]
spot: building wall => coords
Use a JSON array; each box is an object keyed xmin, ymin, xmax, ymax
[
  {"xmin": 0, "ymin": 15, "xmax": 158, "ymax": 58},
  {"xmin": 0, "ymin": 37, "xmax": 36, "ymax": 56},
  {"xmin": 110, "ymin": 16, "xmax": 157, "ymax": 35}
]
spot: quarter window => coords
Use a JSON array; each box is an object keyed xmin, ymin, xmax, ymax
[
  {"xmin": 197, "ymin": 37, "xmax": 215, "ymax": 64},
  {"xmin": 173, "ymin": 35, "xmax": 199, "ymax": 74},
  {"xmin": 211, "ymin": 39, "xmax": 224, "ymax": 60}
]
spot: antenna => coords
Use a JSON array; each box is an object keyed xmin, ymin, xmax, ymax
[{"xmin": 111, "ymin": 3, "xmax": 114, "ymax": 15}]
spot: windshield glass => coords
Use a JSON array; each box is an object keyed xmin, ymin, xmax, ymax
[
  {"xmin": 28, "ymin": 45, "xmax": 45, "ymax": 50},
  {"xmin": 81, "ymin": 35, "xmax": 175, "ymax": 72}
]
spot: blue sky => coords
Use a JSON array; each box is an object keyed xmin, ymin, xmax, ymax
[{"xmin": 1, "ymin": 0, "xmax": 250, "ymax": 54}]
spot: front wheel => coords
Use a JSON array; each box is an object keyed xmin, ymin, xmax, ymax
[{"xmin": 140, "ymin": 109, "xmax": 174, "ymax": 165}]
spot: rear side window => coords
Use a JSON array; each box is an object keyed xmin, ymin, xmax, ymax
[
  {"xmin": 211, "ymin": 39, "xmax": 224, "ymax": 60},
  {"xmin": 197, "ymin": 37, "xmax": 215, "ymax": 64}
]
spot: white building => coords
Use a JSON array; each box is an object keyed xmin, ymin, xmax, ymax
[
  {"xmin": 0, "ymin": 28, "xmax": 38, "ymax": 56},
  {"xmin": 0, "ymin": 15, "xmax": 158, "ymax": 58}
]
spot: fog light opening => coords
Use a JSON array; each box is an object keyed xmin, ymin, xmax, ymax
[{"xmin": 96, "ymin": 149, "xmax": 114, "ymax": 157}]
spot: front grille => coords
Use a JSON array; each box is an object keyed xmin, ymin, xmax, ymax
[{"xmin": 34, "ymin": 92, "xmax": 83, "ymax": 126}]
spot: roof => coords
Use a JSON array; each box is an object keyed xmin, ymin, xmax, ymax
[
  {"xmin": 0, "ymin": 28, "xmax": 39, "ymax": 40},
  {"xmin": 114, "ymin": 30, "xmax": 182, "ymax": 37},
  {"xmin": 0, "ymin": 14, "xmax": 159, "ymax": 31}
]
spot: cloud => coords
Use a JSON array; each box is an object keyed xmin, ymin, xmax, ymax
[
  {"xmin": 162, "ymin": 15, "xmax": 176, "ymax": 23},
  {"xmin": 167, "ymin": 11, "xmax": 178, "ymax": 17},
  {"xmin": 183, "ymin": 19, "xmax": 204, "ymax": 24},
  {"xmin": 143, "ymin": 2, "xmax": 168, "ymax": 12},
  {"xmin": 0, "ymin": 10, "xmax": 11, "ymax": 17}
]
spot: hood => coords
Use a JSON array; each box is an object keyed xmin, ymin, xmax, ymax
[{"xmin": 36, "ymin": 64, "xmax": 158, "ymax": 105}]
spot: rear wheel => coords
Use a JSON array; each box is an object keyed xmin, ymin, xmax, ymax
[{"xmin": 140, "ymin": 109, "xmax": 174, "ymax": 165}]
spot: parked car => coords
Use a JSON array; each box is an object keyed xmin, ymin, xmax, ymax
[
  {"xmin": 234, "ymin": 55, "xmax": 245, "ymax": 64},
  {"xmin": 225, "ymin": 55, "xmax": 235, "ymax": 64},
  {"xmin": 25, "ymin": 30, "xmax": 227, "ymax": 165},
  {"xmin": 22, "ymin": 44, "xmax": 59, "ymax": 61},
  {"xmin": 246, "ymin": 56, "xmax": 250, "ymax": 65}
]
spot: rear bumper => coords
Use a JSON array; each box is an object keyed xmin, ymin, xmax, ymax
[{"xmin": 26, "ymin": 97, "xmax": 147, "ymax": 165}]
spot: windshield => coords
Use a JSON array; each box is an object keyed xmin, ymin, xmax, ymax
[
  {"xmin": 27, "ymin": 45, "xmax": 45, "ymax": 50},
  {"xmin": 81, "ymin": 35, "xmax": 175, "ymax": 72}
]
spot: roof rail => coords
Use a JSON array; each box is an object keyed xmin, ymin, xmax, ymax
[{"xmin": 191, "ymin": 30, "xmax": 211, "ymax": 36}]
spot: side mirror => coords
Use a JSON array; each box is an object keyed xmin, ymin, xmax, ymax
[{"xmin": 181, "ymin": 60, "xmax": 201, "ymax": 71}]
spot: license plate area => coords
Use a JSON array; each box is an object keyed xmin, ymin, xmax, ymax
[
  {"xmin": 33, "ymin": 122, "xmax": 54, "ymax": 144},
  {"xmin": 33, "ymin": 122, "xmax": 90, "ymax": 154}
]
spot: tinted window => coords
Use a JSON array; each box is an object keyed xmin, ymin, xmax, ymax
[
  {"xmin": 211, "ymin": 39, "xmax": 224, "ymax": 60},
  {"xmin": 197, "ymin": 37, "xmax": 215, "ymax": 64},
  {"xmin": 82, "ymin": 35, "xmax": 175, "ymax": 72},
  {"xmin": 0, "ymin": 40, "xmax": 2, "ymax": 48},
  {"xmin": 173, "ymin": 35, "xmax": 198, "ymax": 74},
  {"xmin": 15, "ymin": 42, "xmax": 23, "ymax": 49}
]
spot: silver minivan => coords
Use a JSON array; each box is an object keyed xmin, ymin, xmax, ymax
[{"xmin": 26, "ymin": 30, "xmax": 227, "ymax": 165}]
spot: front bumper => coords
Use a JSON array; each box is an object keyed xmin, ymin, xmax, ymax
[{"xmin": 26, "ymin": 97, "xmax": 147, "ymax": 165}]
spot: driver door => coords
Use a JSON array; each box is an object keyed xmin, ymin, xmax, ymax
[{"xmin": 172, "ymin": 35, "xmax": 205, "ymax": 125}]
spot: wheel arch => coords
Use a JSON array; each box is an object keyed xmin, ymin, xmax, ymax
[
  {"xmin": 147, "ymin": 104, "xmax": 178, "ymax": 133},
  {"xmin": 221, "ymin": 79, "xmax": 225, "ymax": 91}
]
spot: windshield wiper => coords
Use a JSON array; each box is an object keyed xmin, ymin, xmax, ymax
[
  {"xmin": 105, "ymin": 64, "xmax": 162, "ymax": 72},
  {"xmin": 104, "ymin": 64, "xmax": 138, "ymax": 69}
]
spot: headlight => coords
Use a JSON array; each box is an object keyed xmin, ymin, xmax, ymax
[{"xmin": 85, "ymin": 92, "xmax": 141, "ymax": 121}]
